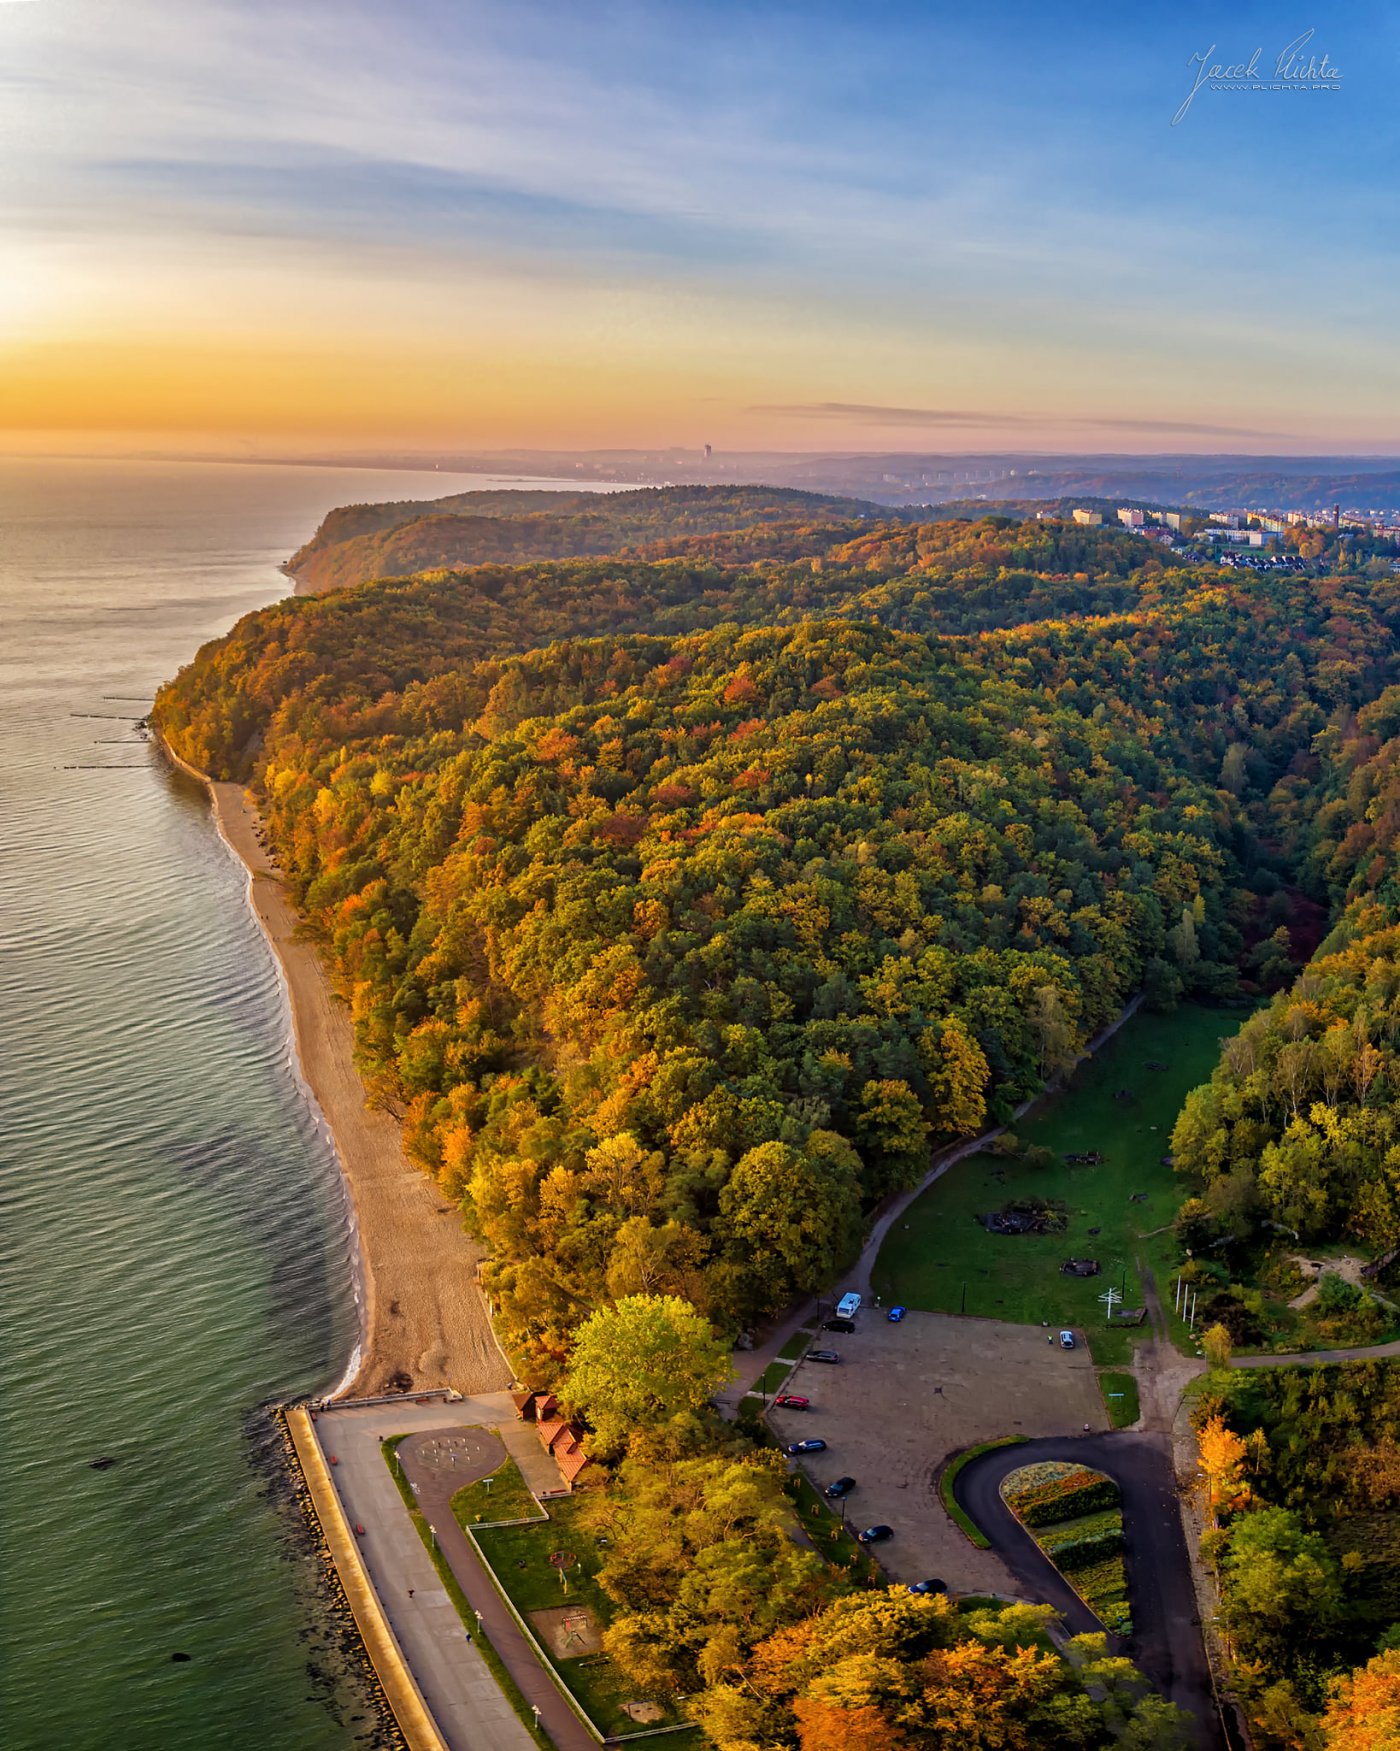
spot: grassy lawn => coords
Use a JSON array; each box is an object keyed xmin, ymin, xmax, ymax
[
  {"xmin": 451, "ymin": 1458, "xmax": 543, "ymax": 1528},
  {"xmin": 473, "ymin": 1499, "xmax": 690, "ymax": 1739},
  {"xmin": 1098, "ymin": 1371, "xmax": 1140, "ymax": 1428},
  {"xmin": 873, "ymin": 1004, "xmax": 1235, "ymax": 1360}
]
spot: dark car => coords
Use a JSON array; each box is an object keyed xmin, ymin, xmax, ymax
[
  {"xmin": 822, "ymin": 1317, "xmax": 855, "ymax": 1333},
  {"xmin": 857, "ymin": 1524, "xmax": 894, "ymax": 1544},
  {"xmin": 784, "ymin": 1439, "xmax": 828, "ymax": 1456},
  {"xmin": 774, "ymin": 1393, "xmax": 809, "ymax": 1410},
  {"xmin": 825, "ymin": 1476, "xmax": 857, "ymax": 1499},
  {"xmin": 908, "ymin": 1578, "xmax": 947, "ymax": 1595},
  {"xmin": 805, "ymin": 1349, "xmax": 841, "ymax": 1364},
  {"xmin": 887, "ymin": 1305, "xmax": 907, "ymax": 1322}
]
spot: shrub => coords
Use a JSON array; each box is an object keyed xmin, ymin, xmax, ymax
[
  {"xmin": 1318, "ymin": 1271, "xmax": 1364, "ymax": 1316},
  {"xmin": 1017, "ymin": 1478, "xmax": 1122, "ymax": 1526},
  {"xmin": 1044, "ymin": 1526, "xmax": 1125, "ymax": 1570}
]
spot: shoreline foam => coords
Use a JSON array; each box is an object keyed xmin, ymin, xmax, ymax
[{"xmin": 158, "ymin": 736, "xmax": 510, "ymax": 1400}]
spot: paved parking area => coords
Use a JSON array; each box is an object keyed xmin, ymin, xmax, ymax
[{"xmin": 769, "ymin": 1310, "xmax": 1107, "ymax": 1593}]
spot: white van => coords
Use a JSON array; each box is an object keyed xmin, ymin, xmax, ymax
[{"xmin": 836, "ymin": 1292, "xmax": 861, "ymax": 1320}]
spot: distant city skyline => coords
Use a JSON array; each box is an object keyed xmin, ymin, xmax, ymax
[{"xmin": 2, "ymin": 1, "xmax": 1396, "ymax": 454}]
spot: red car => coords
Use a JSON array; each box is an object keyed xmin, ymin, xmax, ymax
[{"xmin": 774, "ymin": 1394, "xmax": 809, "ymax": 1409}]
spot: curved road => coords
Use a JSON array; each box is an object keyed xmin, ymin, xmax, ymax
[{"xmin": 954, "ymin": 1432, "xmax": 1223, "ymax": 1750}]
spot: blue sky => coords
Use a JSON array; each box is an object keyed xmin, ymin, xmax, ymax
[{"xmin": 2, "ymin": 0, "xmax": 1396, "ymax": 451}]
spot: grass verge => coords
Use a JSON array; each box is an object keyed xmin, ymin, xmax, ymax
[
  {"xmin": 1098, "ymin": 1370, "xmax": 1141, "ymax": 1428},
  {"xmin": 452, "ymin": 1457, "xmax": 544, "ymax": 1528},
  {"xmin": 381, "ymin": 1437, "xmax": 552, "ymax": 1750},
  {"xmin": 938, "ymin": 1436, "xmax": 1028, "ymax": 1548},
  {"xmin": 786, "ymin": 1473, "xmax": 883, "ymax": 1583}
]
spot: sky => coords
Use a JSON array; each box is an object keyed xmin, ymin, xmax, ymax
[{"xmin": 2, "ymin": 0, "xmax": 1397, "ymax": 456}]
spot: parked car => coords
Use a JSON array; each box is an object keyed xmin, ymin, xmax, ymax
[
  {"xmin": 887, "ymin": 1305, "xmax": 907, "ymax": 1322},
  {"xmin": 908, "ymin": 1578, "xmax": 947, "ymax": 1595},
  {"xmin": 1059, "ymin": 1329, "xmax": 1076, "ymax": 1350},
  {"xmin": 824, "ymin": 1476, "xmax": 857, "ymax": 1499},
  {"xmin": 857, "ymin": 1524, "xmax": 894, "ymax": 1544},
  {"xmin": 784, "ymin": 1439, "xmax": 828, "ymax": 1457},
  {"xmin": 774, "ymin": 1393, "xmax": 809, "ymax": 1409},
  {"xmin": 822, "ymin": 1317, "xmax": 855, "ymax": 1333},
  {"xmin": 806, "ymin": 1349, "xmax": 841, "ymax": 1363}
]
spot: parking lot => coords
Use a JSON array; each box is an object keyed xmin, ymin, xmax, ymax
[{"xmin": 769, "ymin": 1308, "xmax": 1108, "ymax": 1594}]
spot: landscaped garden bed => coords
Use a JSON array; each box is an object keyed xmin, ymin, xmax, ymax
[{"xmin": 1001, "ymin": 1462, "xmax": 1131, "ymax": 1635}]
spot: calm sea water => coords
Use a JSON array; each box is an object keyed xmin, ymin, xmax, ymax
[{"xmin": 0, "ymin": 457, "xmax": 595, "ymax": 1750}]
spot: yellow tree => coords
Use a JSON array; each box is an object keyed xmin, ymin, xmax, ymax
[
  {"xmin": 1197, "ymin": 1415, "xmax": 1250, "ymax": 1526},
  {"xmin": 1202, "ymin": 1323, "xmax": 1233, "ymax": 1371},
  {"xmin": 1320, "ymin": 1647, "xmax": 1400, "ymax": 1749},
  {"xmin": 922, "ymin": 1016, "xmax": 991, "ymax": 1139}
]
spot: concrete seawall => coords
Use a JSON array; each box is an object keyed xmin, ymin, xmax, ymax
[{"xmin": 285, "ymin": 1406, "xmax": 450, "ymax": 1751}]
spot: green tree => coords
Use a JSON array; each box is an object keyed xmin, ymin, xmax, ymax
[
  {"xmin": 563, "ymin": 1295, "xmax": 732, "ymax": 1455},
  {"xmin": 1219, "ymin": 1506, "xmax": 1344, "ymax": 1664},
  {"xmin": 855, "ymin": 1079, "xmax": 930, "ymax": 1192},
  {"xmin": 718, "ymin": 1133, "xmax": 864, "ymax": 1315}
]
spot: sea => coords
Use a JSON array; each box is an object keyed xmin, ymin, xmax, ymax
[{"xmin": 0, "ymin": 457, "xmax": 606, "ymax": 1750}]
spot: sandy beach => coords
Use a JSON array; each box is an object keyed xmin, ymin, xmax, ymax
[{"xmin": 164, "ymin": 744, "xmax": 510, "ymax": 1400}]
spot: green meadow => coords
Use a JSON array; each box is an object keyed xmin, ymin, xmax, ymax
[{"xmin": 874, "ymin": 1003, "xmax": 1238, "ymax": 1362}]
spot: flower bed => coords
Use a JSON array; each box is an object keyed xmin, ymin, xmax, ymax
[
  {"xmin": 1001, "ymin": 1463, "xmax": 1131, "ymax": 1636},
  {"xmin": 1071, "ymin": 1553, "xmax": 1132, "ymax": 1635},
  {"xmin": 1003, "ymin": 1461, "xmax": 1121, "ymax": 1526}
]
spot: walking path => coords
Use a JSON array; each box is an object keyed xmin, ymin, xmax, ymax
[
  {"xmin": 304, "ymin": 1396, "xmax": 536, "ymax": 1751},
  {"xmin": 397, "ymin": 1434, "xmax": 595, "ymax": 1751},
  {"xmin": 1233, "ymin": 1335, "xmax": 1400, "ymax": 1368}
]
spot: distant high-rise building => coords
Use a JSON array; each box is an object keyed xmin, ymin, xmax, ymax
[
  {"xmin": 1117, "ymin": 507, "xmax": 1146, "ymax": 529},
  {"xmin": 1072, "ymin": 509, "xmax": 1103, "ymax": 526},
  {"xmin": 703, "ymin": 443, "xmax": 713, "ymax": 460}
]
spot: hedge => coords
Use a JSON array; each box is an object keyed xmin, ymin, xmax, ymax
[
  {"xmin": 938, "ymin": 1437, "xmax": 1028, "ymax": 1549},
  {"xmin": 1015, "ymin": 1477, "xmax": 1122, "ymax": 1527},
  {"xmin": 1041, "ymin": 1525, "xmax": 1125, "ymax": 1570}
]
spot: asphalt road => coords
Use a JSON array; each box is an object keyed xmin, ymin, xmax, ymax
[{"xmin": 953, "ymin": 1432, "xmax": 1224, "ymax": 1750}]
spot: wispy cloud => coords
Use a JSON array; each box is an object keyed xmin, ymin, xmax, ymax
[{"xmin": 752, "ymin": 402, "xmax": 1288, "ymax": 439}]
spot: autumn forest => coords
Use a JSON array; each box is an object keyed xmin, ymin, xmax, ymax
[{"xmin": 155, "ymin": 485, "xmax": 1400, "ymax": 1747}]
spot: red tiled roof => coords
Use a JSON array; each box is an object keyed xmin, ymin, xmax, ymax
[{"xmin": 556, "ymin": 1445, "xmax": 591, "ymax": 1483}]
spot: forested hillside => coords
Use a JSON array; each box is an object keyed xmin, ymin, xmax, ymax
[
  {"xmin": 286, "ymin": 484, "xmax": 889, "ymax": 593},
  {"xmin": 155, "ymin": 510, "xmax": 1400, "ymax": 1372},
  {"xmin": 1170, "ymin": 678, "xmax": 1400, "ymax": 1268}
]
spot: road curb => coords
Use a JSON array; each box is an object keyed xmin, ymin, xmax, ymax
[{"xmin": 286, "ymin": 1406, "xmax": 451, "ymax": 1751}]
